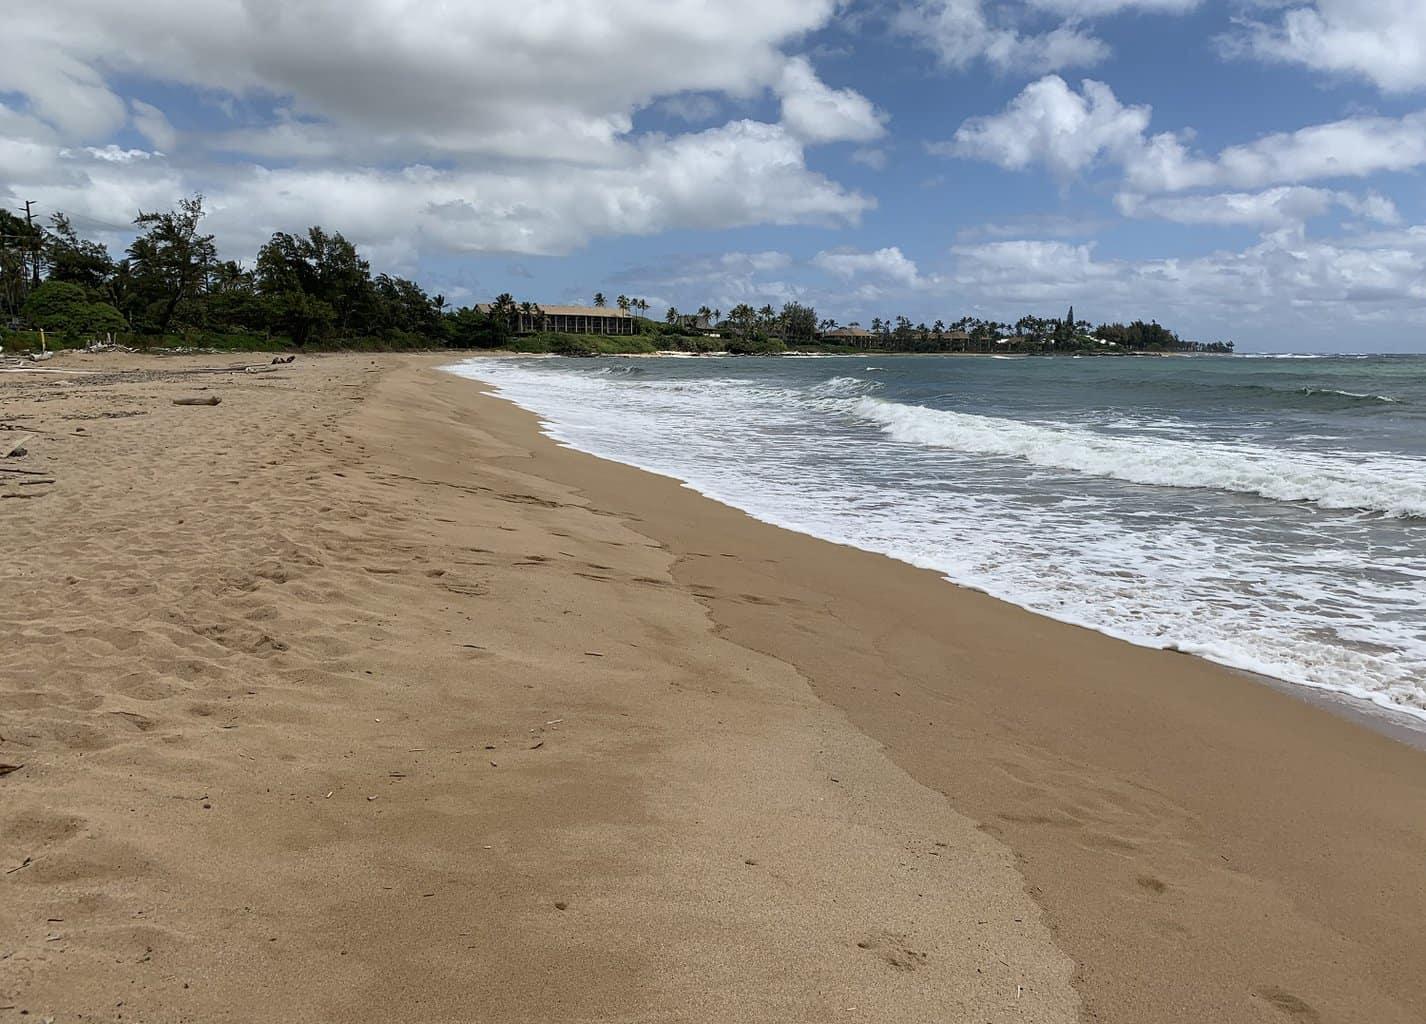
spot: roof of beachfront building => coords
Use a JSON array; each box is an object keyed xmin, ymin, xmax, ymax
[{"xmin": 476, "ymin": 303, "xmax": 631, "ymax": 317}]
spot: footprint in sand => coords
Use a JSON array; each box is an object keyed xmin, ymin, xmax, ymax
[
  {"xmin": 855, "ymin": 931, "xmax": 928, "ymax": 972},
  {"xmin": 1255, "ymin": 986, "xmax": 1322, "ymax": 1022}
]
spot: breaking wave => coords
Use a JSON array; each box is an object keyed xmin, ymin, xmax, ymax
[{"xmin": 852, "ymin": 397, "xmax": 1426, "ymax": 517}]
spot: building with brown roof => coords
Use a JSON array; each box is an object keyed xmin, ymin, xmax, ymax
[{"xmin": 478, "ymin": 304, "xmax": 638, "ymax": 336}]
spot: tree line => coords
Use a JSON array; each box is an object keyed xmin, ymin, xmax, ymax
[
  {"xmin": 0, "ymin": 196, "xmax": 1230, "ymax": 354},
  {"xmin": 817, "ymin": 305, "xmax": 1232, "ymax": 353}
]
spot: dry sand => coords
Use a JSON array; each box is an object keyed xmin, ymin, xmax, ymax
[
  {"xmin": 3, "ymin": 352, "xmax": 1424, "ymax": 1024},
  {"xmin": 2, "ymin": 353, "xmax": 1075, "ymax": 1022}
]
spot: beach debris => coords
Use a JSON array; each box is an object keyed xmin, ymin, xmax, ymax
[
  {"xmin": 0, "ymin": 763, "xmax": 23, "ymax": 776},
  {"xmin": 583, "ymin": 651, "xmax": 605, "ymax": 657},
  {"xmin": 271, "ymin": 355, "xmax": 296, "ymax": 364},
  {"xmin": 173, "ymin": 396, "xmax": 221, "ymax": 406},
  {"xmin": 554, "ymin": 901, "xmax": 568, "ymax": 911},
  {"xmin": 0, "ymin": 435, "xmax": 29, "ymax": 459},
  {"xmin": 5, "ymin": 856, "xmax": 32, "ymax": 874},
  {"xmin": 528, "ymin": 740, "xmax": 544, "ymax": 750}
]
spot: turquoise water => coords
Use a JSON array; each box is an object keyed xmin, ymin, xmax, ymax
[{"xmin": 453, "ymin": 354, "xmax": 1426, "ymax": 722}]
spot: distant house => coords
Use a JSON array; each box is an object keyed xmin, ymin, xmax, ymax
[
  {"xmin": 819, "ymin": 325, "xmax": 878, "ymax": 348},
  {"xmin": 478, "ymin": 303, "xmax": 638, "ymax": 336},
  {"xmin": 675, "ymin": 313, "xmax": 717, "ymax": 333}
]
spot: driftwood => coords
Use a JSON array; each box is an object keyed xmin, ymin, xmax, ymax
[
  {"xmin": 173, "ymin": 396, "xmax": 221, "ymax": 406},
  {"xmin": 0, "ymin": 465, "xmax": 47, "ymax": 475},
  {"xmin": 0, "ymin": 434, "xmax": 29, "ymax": 459}
]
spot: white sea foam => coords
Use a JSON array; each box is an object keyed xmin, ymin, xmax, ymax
[
  {"xmin": 1300, "ymin": 387, "xmax": 1400, "ymax": 403},
  {"xmin": 851, "ymin": 397, "xmax": 1426, "ymax": 517},
  {"xmin": 446, "ymin": 358, "xmax": 1426, "ymax": 723}
]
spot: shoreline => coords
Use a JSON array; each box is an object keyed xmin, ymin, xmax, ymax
[
  {"xmin": 453, "ymin": 356, "xmax": 1426, "ymax": 743},
  {"xmin": 441, "ymin": 364, "xmax": 1426, "ymax": 1022}
]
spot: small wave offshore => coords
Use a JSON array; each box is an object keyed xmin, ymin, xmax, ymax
[{"xmin": 850, "ymin": 397, "xmax": 1426, "ymax": 517}]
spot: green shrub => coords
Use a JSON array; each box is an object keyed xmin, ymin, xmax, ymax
[
  {"xmin": 726, "ymin": 336, "xmax": 786, "ymax": 355},
  {"xmin": 21, "ymin": 281, "xmax": 128, "ymax": 340}
]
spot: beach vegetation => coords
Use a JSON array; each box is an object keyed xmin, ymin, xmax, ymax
[
  {"xmin": 0, "ymin": 193, "xmax": 1231, "ymax": 356},
  {"xmin": 20, "ymin": 281, "xmax": 127, "ymax": 340}
]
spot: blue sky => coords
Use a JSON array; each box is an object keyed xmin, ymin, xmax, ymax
[{"xmin": 6, "ymin": 0, "xmax": 1426, "ymax": 350}]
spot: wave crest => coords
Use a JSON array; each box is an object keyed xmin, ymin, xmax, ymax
[{"xmin": 852, "ymin": 397, "xmax": 1426, "ymax": 517}]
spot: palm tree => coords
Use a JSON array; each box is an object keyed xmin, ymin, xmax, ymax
[
  {"xmin": 488, "ymin": 293, "xmax": 518, "ymax": 337},
  {"xmin": 712, "ymin": 308, "xmax": 721, "ymax": 324},
  {"xmin": 593, "ymin": 292, "xmax": 606, "ymax": 307},
  {"xmin": 617, "ymin": 294, "xmax": 630, "ymax": 314},
  {"xmin": 696, "ymin": 304, "xmax": 712, "ymax": 327},
  {"xmin": 638, "ymin": 299, "xmax": 650, "ymax": 317},
  {"xmin": 665, "ymin": 305, "xmax": 680, "ymax": 325}
]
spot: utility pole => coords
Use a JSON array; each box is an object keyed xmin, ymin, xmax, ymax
[{"xmin": 21, "ymin": 200, "xmax": 41, "ymax": 289}]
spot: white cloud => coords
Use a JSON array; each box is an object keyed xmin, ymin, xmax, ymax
[
  {"xmin": 130, "ymin": 100, "xmax": 176, "ymax": 152},
  {"xmin": 611, "ymin": 250, "xmax": 803, "ymax": 313},
  {"xmin": 1115, "ymin": 186, "xmax": 1401, "ymax": 229},
  {"xmin": 813, "ymin": 246, "xmax": 927, "ymax": 288},
  {"xmin": 1125, "ymin": 111, "xmax": 1426, "ymax": 193},
  {"xmin": 778, "ymin": 57, "xmax": 885, "ymax": 143},
  {"xmin": 950, "ymin": 231, "xmax": 1426, "ymax": 328},
  {"xmin": 941, "ymin": 77, "xmax": 1150, "ymax": 177},
  {"xmin": 1027, "ymin": 0, "xmax": 1198, "ymax": 14},
  {"xmin": 656, "ymin": 94, "xmax": 722, "ymax": 124},
  {"xmin": 947, "ymin": 76, "xmax": 1426, "ymax": 197},
  {"xmin": 893, "ymin": 0, "xmax": 1108, "ymax": 74},
  {"xmin": 1227, "ymin": 0, "xmax": 1426, "ymax": 94},
  {"xmin": 196, "ymin": 122, "xmax": 871, "ymax": 257},
  {"xmin": 5, "ymin": 0, "xmax": 855, "ymax": 161},
  {"xmin": 0, "ymin": 0, "xmax": 879, "ymax": 257}
]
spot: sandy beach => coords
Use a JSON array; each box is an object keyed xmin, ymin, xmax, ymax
[{"xmin": 3, "ymin": 352, "xmax": 1425, "ymax": 1023}]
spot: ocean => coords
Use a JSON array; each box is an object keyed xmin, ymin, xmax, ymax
[{"xmin": 451, "ymin": 353, "xmax": 1426, "ymax": 724}]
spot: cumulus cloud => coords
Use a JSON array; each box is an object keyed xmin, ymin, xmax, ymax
[
  {"xmin": 939, "ymin": 76, "xmax": 1150, "ymax": 177},
  {"xmin": 610, "ymin": 250, "xmax": 803, "ymax": 313},
  {"xmin": 0, "ymin": 0, "xmax": 876, "ymax": 257},
  {"xmin": 189, "ymin": 122, "xmax": 871, "ymax": 257},
  {"xmin": 1115, "ymin": 187, "xmax": 1401, "ymax": 229},
  {"xmin": 778, "ymin": 57, "xmax": 886, "ymax": 143},
  {"xmin": 1027, "ymin": 0, "xmax": 1198, "ymax": 13},
  {"xmin": 945, "ymin": 76, "xmax": 1426, "ymax": 197},
  {"xmin": 1225, "ymin": 0, "xmax": 1426, "ymax": 94},
  {"xmin": 892, "ymin": 0, "xmax": 1109, "ymax": 74},
  {"xmin": 1124, "ymin": 111, "xmax": 1426, "ymax": 193},
  {"xmin": 129, "ymin": 100, "xmax": 176, "ymax": 152},
  {"xmin": 950, "ymin": 232, "xmax": 1426, "ymax": 326},
  {"xmin": 813, "ymin": 246, "xmax": 927, "ymax": 288}
]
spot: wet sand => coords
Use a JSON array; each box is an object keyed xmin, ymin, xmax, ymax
[{"xmin": 455, "ymin": 359, "xmax": 1426, "ymax": 1024}]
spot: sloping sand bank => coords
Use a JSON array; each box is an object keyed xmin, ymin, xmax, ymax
[{"xmin": 1, "ymin": 354, "xmax": 1075, "ymax": 1022}]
